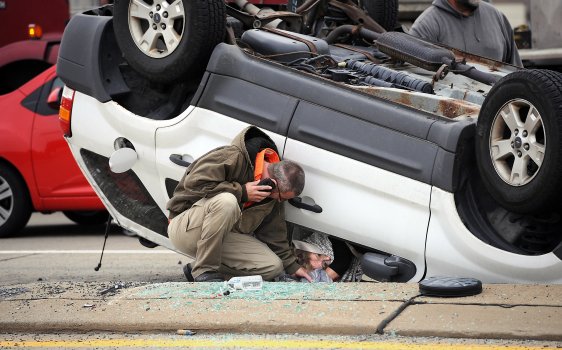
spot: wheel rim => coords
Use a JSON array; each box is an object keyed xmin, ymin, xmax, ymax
[
  {"xmin": 128, "ymin": 0, "xmax": 185, "ymax": 58},
  {"xmin": 0, "ymin": 175, "xmax": 14, "ymax": 226},
  {"xmin": 489, "ymin": 98, "xmax": 546, "ymax": 186}
]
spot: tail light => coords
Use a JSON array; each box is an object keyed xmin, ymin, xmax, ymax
[{"xmin": 59, "ymin": 86, "xmax": 75, "ymax": 137}]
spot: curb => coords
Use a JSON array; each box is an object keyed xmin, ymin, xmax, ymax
[{"xmin": 1, "ymin": 282, "xmax": 561, "ymax": 340}]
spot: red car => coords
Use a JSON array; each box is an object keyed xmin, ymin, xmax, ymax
[{"xmin": 0, "ymin": 64, "xmax": 107, "ymax": 237}]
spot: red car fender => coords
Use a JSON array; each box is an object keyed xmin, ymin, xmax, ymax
[{"xmin": 0, "ymin": 89, "xmax": 38, "ymax": 208}]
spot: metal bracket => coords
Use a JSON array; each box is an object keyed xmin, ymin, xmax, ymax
[
  {"xmin": 327, "ymin": 0, "xmax": 386, "ymax": 33},
  {"xmin": 226, "ymin": 4, "xmax": 302, "ymax": 30},
  {"xmin": 432, "ymin": 63, "xmax": 450, "ymax": 86}
]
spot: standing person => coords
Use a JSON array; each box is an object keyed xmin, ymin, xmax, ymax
[
  {"xmin": 409, "ymin": 0, "xmax": 523, "ymax": 67},
  {"xmin": 167, "ymin": 126, "xmax": 311, "ymax": 283}
]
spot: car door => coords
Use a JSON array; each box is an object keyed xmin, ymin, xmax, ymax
[
  {"xmin": 154, "ymin": 109, "xmax": 276, "ymax": 208},
  {"xmin": 283, "ymin": 101, "xmax": 432, "ymax": 282},
  {"xmin": 30, "ymin": 69, "xmax": 94, "ymax": 203},
  {"xmin": 154, "ymin": 72, "xmax": 299, "ymax": 235}
]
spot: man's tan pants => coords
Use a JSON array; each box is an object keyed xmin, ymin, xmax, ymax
[{"xmin": 168, "ymin": 193, "xmax": 284, "ymax": 280}]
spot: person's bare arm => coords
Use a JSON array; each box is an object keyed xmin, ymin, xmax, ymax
[
  {"xmin": 326, "ymin": 267, "xmax": 340, "ymax": 281},
  {"xmin": 293, "ymin": 266, "xmax": 313, "ymax": 282}
]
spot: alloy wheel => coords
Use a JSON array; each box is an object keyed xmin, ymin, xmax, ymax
[
  {"xmin": 0, "ymin": 175, "xmax": 14, "ymax": 226},
  {"xmin": 128, "ymin": 0, "xmax": 186, "ymax": 58},
  {"xmin": 489, "ymin": 98, "xmax": 546, "ymax": 186}
]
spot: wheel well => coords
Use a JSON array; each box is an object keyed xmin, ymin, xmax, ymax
[
  {"xmin": 455, "ymin": 155, "xmax": 562, "ymax": 256},
  {"xmin": 113, "ymin": 64, "xmax": 199, "ymax": 120}
]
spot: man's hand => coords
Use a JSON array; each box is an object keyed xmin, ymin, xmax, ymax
[
  {"xmin": 245, "ymin": 179, "xmax": 273, "ymax": 202},
  {"xmin": 293, "ymin": 266, "xmax": 313, "ymax": 282}
]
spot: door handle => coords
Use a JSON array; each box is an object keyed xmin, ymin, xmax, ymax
[
  {"xmin": 288, "ymin": 197, "xmax": 322, "ymax": 213},
  {"xmin": 169, "ymin": 154, "xmax": 192, "ymax": 167}
]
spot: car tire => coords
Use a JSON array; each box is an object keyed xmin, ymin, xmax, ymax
[
  {"xmin": 476, "ymin": 69, "xmax": 562, "ymax": 214},
  {"xmin": 358, "ymin": 0, "xmax": 398, "ymax": 31},
  {"xmin": 0, "ymin": 166, "xmax": 32, "ymax": 238},
  {"xmin": 63, "ymin": 211, "xmax": 109, "ymax": 226},
  {"xmin": 113, "ymin": 0, "xmax": 226, "ymax": 84}
]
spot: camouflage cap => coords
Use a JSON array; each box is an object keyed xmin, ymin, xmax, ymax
[{"xmin": 292, "ymin": 231, "xmax": 334, "ymax": 261}]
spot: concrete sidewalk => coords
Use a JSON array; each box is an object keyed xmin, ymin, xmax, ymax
[{"xmin": 1, "ymin": 282, "xmax": 561, "ymax": 340}]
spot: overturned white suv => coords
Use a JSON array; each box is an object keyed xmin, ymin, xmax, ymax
[{"xmin": 56, "ymin": 0, "xmax": 562, "ymax": 283}]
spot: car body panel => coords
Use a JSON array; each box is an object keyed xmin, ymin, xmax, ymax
[
  {"xmin": 64, "ymin": 97, "xmax": 289, "ymax": 250},
  {"xmin": 0, "ymin": 65, "xmax": 104, "ymax": 213},
  {"xmin": 427, "ymin": 188, "xmax": 562, "ymax": 283},
  {"xmin": 154, "ymin": 108, "xmax": 288, "ymax": 215},
  {"xmin": 0, "ymin": 90, "xmax": 36, "ymax": 203},
  {"xmin": 68, "ymin": 93, "xmax": 161, "ymax": 202},
  {"xmin": 284, "ymin": 139, "xmax": 430, "ymax": 282},
  {"xmin": 29, "ymin": 70, "xmax": 93, "ymax": 202},
  {"xmin": 56, "ymin": 15, "xmax": 123, "ymax": 104},
  {"xmin": 196, "ymin": 44, "xmax": 476, "ymax": 193}
]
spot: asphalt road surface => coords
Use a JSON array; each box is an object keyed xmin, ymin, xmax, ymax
[
  {"xmin": 2, "ymin": 213, "xmax": 561, "ymax": 349},
  {"xmin": 0, "ymin": 212, "xmax": 188, "ymax": 286}
]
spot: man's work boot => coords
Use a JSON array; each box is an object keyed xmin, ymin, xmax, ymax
[
  {"xmin": 194, "ymin": 271, "xmax": 224, "ymax": 282},
  {"xmin": 184, "ymin": 263, "xmax": 224, "ymax": 282}
]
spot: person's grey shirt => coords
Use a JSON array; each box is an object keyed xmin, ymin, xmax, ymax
[{"xmin": 409, "ymin": 0, "xmax": 522, "ymax": 67}]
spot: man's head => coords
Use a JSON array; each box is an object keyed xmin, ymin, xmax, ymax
[
  {"xmin": 268, "ymin": 160, "xmax": 305, "ymax": 200},
  {"xmin": 450, "ymin": 0, "xmax": 480, "ymax": 14}
]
